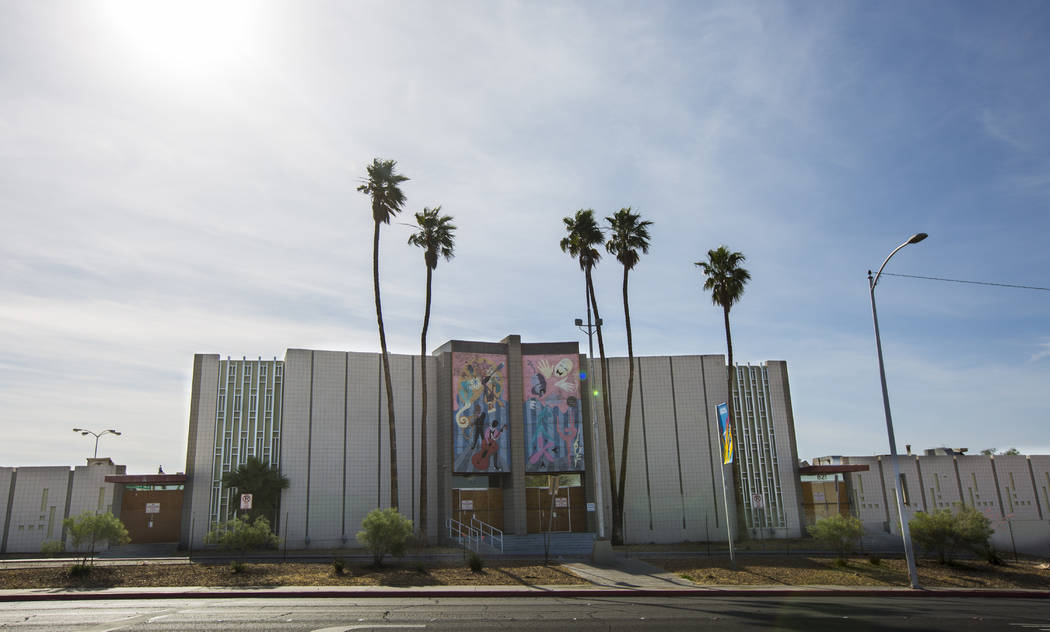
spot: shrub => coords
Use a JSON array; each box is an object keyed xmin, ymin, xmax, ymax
[
  {"xmin": 69, "ymin": 563, "xmax": 92, "ymax": 577},
  {"xmin": 356, "ymin": 508, "xmax": 414, "ymax": 567},
  {"xmin": 206, "ymin": 515, "xmax": 279, "ymax": 559},
  {"xmin": 806, "ymin": 514, "xmax": 862, "ymax": 561},
  {"xmin": 40, "ymin": 540, "xmax": 65, "ymax": 557},
  {"xmin": 332, "ymin": 558, "xmax": 346, "ymax": 575},
  {"xmin": 230, "ymin": 560, "xmax": 246, "ymax": 574},
  {"xmin": 909, "ymin": 504, "xmax": 993, "ymax": 564},
  {"xmin": 63, "ymin": 511, "xmax": 130, "ymax": 565},
  {"xmin": 468, "ymin": 551, "xmax": 484, "ymax": 573},
  {"xmin": 868, "ymin": 555, "xmax": 881, "ymax": 566}
]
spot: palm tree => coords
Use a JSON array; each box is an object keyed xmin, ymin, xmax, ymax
[
  {"xmin": 695, "ymin": 246, "xmax": 751, "ymax": 535},
  {"xmin": 561, "ymin": 209, "xmax": 621, "ymax": 543},
  {"xmin": 222, "ymin": 456, "xmax": 290, "ymax": 526},
  {"xmin": 357, "ymin": 158, "xmax": 409, "ymax": 510},
  {"xmin": 605, "ymin": 207, "xmax": 652, "ymax": 540},
  {"xmin": 407, "ymin": 206, "xmax": 456, "ymax": 543}
]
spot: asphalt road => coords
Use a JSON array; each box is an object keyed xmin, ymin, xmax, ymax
[{"xmin": 1, "ymin": 596, "xmax": 1048, "ymax": 631}]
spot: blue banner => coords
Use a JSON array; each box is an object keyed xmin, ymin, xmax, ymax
[{"xmin": 717, "ymin": 403, "xmax": 733, "ymax": 464}]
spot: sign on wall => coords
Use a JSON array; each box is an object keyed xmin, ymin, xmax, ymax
[
  {"xmin": 145, "ymin": 503, "xmax": 160, "ymax": 514},
  {"xmin": 452, "ymin": 352, "xmax": 510, "ymax": 473},
  {"xmin": 240, "ymin": 494, "xmax": 253, "ymax": 510},
  {"xmin": 522, "ymin": 354, "xmax": 584, "ymax": 472}
]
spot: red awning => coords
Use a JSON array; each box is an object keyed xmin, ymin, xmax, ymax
[
  {"xmin": 799, "ymin": 465, "xmax": 869, "ymax": 475},
  {"xmin": 105, "ymin": 474, "xmax": 187, "ymax": 484}
]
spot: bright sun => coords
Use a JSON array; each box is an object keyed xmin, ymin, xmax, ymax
[{"xmin": 99, "ymin": 0, "xmax": 262, "ymax": 78}]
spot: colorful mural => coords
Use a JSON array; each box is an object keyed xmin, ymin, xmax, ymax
[
  {"xmin": 522, "ymin": 354, "xmax": 584, "ymax": 472},
  {"xmin": 452, "ymin": 352, "xmax": 510, "ymax": 474}
]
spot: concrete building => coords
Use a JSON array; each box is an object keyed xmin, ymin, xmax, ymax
[
  {"xmin": 0, "ymin": 459, "xmax": 125, "ymax": 554},
  {"xmin": 810, "ymin": 452, "xmax": 1050, "ymax": 555},
  {"xmin": 182, "ymin": 336, "xmax": 805, "ymax": 549}
]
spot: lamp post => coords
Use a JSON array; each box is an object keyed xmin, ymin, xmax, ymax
[
  {"xmin": 574, "ymin": 312, "xmax": 605, "ymax": 541},
  {"xmin": 72, "ymin": 428, "xmax": 122, "ymax": 459},
  {"xmin": 868, "ymin": 232, "xmax": 927, "ymax": 590}
]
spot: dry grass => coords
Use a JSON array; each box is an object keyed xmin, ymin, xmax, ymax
[
  {"xmin": 0, "ymin": 561, "xmax": 586, "ymax": 590},
  {"xmin": 652, "ymin": 555, "xmax": 1050, "ymax": 589}
]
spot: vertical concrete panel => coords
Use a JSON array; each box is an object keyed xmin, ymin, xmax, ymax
[
  {"xmin": 956, "ymin": 455, "xmax": 1003, "ymax": 519},
  {"xmin": 346, "ymin": 352, "xmax": 381, "ymax": 537},
  {"xmin": 703, "ymin": 355, "xmax": 732, "ymax": 541},
  {"xmin": 306, "ymin": 350, "xmax": 346, "ymax": 547},
  {"xmin": 279, "ymin": 349, "xmax": 313, "ymax": 548},
  {"xmin": 916, "ymin": 456, "xmax": 962, "ymax": 510},
  {"xmin": 1030, "ymin": 456, "xmax": 1050, "ymax": 518},
  {"xmin": 424, "ymin": 355, "xmax": 441, "ymax": 542},
  {"xmin": 0, "ymin": 467, "xmax": 14, "ymax": 552},
  {"xmin": 6, "ymin": 467, "xmax": 70, "ymax": 553},
  {"xmin": 992, "ymin": 455, "xmax": 1040, "ymax": 519},
  {"xmin": 587, "ymin": 354, "xmax": 613, "ymax": 537},
  {"xmin": 636, "ymin": 356, "xmax": 684, "ymax": 543},
  {"xmin": 878, "ymin": 455, "xmax": 923, "ymax": 534},
  {"xmin": 182, "ymin": 354, "xmax": 218, "ymax": 548},
  {"xmin": 669, "ymin": 356, "xmax": 715, "ymax": 541},
  {"xmin": 391, "ymin": 353, "xmax": 416, "ymax": 519},
  {"xmin": 434, "ymin": 351, "xmax": 453, "ymax": 542},
  {"xmin": 503, "ymin": 337, "xmax": 525, "ymax": 535},
  {"xmin": 606, "ymin": 355, "xmax": 651, "ymax": 542},
  {"xmin": 765, "ymin": 361, "xmax": 804, "ymax": 537}
]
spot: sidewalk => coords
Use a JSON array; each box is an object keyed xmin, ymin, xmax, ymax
[{"xmin": 1, "ymin": 555, "xmax": 1048, "ymax": 602}]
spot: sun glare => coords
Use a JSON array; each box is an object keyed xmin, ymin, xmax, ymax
[{"xmin": 99, "ymin": 0, "xmax": 261, "ymax": 78}]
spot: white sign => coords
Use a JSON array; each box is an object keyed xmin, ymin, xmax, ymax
[
  {"xmin": 240, "ymin": 493, "xmax": 253, "ymax": 510},
  {"xmin": 145, "ymin": 503, "xmax": 160, "ymax": 514},
  {"xmin": 586, "ymin": 502, "xmax": 596, "ymax": 512},
  {"xmin": 460, "ymin": 499, "xmax": 473, "ymax": 510},
  {"xmin": 555, "ymin": 497, "xmax": 568, "ymax": 508},
  {"xmin": 813, "ymin": 491, "xmax": 826, "ymax": 503},
  {"xmin": 751, "ymin": 493, "xmax": 764, "ymax": 509}
]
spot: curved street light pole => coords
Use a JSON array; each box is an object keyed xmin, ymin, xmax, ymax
[
  {"xmin": 868, "ymin": 232, "xmax": 926, "ymax": 590},
  {"xmin": 72, "ymin": 428, "xmax": 122, "ymax": 459}
]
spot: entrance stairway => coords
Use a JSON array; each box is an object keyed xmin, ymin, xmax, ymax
[{"xmin": 498, "ymin": 532, "xmax": 596, "ymax": 557}]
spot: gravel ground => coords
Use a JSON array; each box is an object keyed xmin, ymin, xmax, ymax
[
  {"xmin": 0, "ymin": 561, "xmax": 586, "ymax": 589},
  {"xmin": 650, "ymin": 555, "xmax": 1050, "ymax": 589}
]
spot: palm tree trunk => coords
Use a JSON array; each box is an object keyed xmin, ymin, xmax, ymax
[
  {"xmin": 723, "ymin": 304, "xmax": 745, "ymax": 538},
  {"xmin": 586, "ymin": 266, "xmax": 621, "ymax": 544},
  {"xmin": 616, "ymin": 265, "xmax": 633, "ymax": 535},
  {"xmin": 373, "ymin": 220, "xmax": 399, "ymax": 510},
  {"xmin": 418, "ymin": 265, "xmax": 432, "ymax": 543}
]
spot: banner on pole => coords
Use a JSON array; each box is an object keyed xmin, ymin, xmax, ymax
[{"xmin": 716, "ymin": 403, "xmax": 734, "ymax": 464}]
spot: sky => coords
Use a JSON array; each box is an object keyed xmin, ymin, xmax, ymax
[{"xmin": 1, "ymin": 0, "xmax": 1048, "ymax": 475}]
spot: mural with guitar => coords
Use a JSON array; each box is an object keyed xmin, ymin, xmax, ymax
[{"xmin": 452, "ymin": 352, "xmax": 510, "ymax": 473}]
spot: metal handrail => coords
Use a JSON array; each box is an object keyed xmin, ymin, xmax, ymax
[{"xmin": 470, "ymin": 516, "xmax": 504, "ymax": 553}]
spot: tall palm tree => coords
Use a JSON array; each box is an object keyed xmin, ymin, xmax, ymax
[
  {"xmin": 223, "ymin": 456, "xmax": 290, "ymax": 526},
  {"xmin": 407, "ymin": 206, "xmax": 456, "ymax": 543},
  {"xmin": 605, "ymin": 207, "xmax": 652, "ymax": 539},
  {"xmin": 357, "ymin": 158, "xmax": 409, "ymax": 510},
  {"xmin": 695, "ymin": 246, "xmax": 751, "ymax": 536},
  {"xmin": 561, "ymin": 209, "xmax": 621, "ymax": 543}
]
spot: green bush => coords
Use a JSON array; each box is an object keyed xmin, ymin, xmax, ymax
[
  {"xmin": 806, "ymin": 514, "xmax": 862, "ymax": 561},
  {"xmin": 69, "ymin": 563, "xmax": 92, "ymax": 577},
  {"xmin": 229, "ymin": 560, "xmax": 246, "ymax": 574},
  {"xmin": 206, "ymin": 515, "xmax": 279, "ymax": 559},
  {"xmin": 356, "ymin": 508, "xmax": 414, "ymax": 566},
  {"xmin": 40, "ymin": 540, "xmax": 65, "ymax": 557},
  {"xmin": 909, "ymin": 504, "xmax": 993, "ymax": 564},
  {"xmin": 63, "ymin": 511, "xmax": 130, "ymax": 565},
  {"xmin": 332, "ymin": 558, "xmax": 346, "ymax": 575},
  {"xmin": 468, "ymin": 551, "xmax": 484, "ymax": 573}
]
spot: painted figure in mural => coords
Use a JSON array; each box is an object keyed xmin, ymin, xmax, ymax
[
  {"xmin": 471, "ymin": 420, "xmax": 504, "ymax": 471},
  {"xmin": 557, "ymin": 395, "xmax": 581, "ymax": 468},
  {"xmin": 470, "ymin": 402, "xmax": 486, "ymax": 449},
  {"xmin": 524, "ymin": 355, "xmax": 584, "ymax": 472},
  {"xmin": 456, "ymin": 359, "xmax": 505, "ymax": 431}
]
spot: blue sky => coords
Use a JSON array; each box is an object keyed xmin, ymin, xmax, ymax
[{"xmin": 1, "ymin": 0, "xmax": 1048, "ymax": 474}]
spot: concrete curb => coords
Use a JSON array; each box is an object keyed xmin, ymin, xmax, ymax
[{"xmin": 1, "ymin": 586, "xmax": 1048, "ymax": 602}]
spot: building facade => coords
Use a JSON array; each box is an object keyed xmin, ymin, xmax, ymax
[{"xmin": 182, "ymin": 336, "xmax": 804, "ymax": 549}]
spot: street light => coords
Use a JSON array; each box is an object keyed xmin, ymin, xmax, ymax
[
  {"xmin": 868, "ymin": 232, "xmax": 927, "ymax": 590},
  {"xmin": 574, "ymin": 314, "xmax": 605, "ymax": 540},
  {"xmin": 72, "ymin": 428, "xmax": 122, "ymax": 459}
]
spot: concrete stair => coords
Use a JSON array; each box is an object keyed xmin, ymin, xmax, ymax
[{"xmin": 493, "ymin": 533, "xmax": 596, "ymax": 557}]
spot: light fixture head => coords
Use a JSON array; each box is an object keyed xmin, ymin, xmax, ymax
[
  {"xmin": 908, "ymin": 233, "xmax": 928, "ymax": 244},
  {"xmin": 574, "ymin": 318, "xmax": 583, "ymax": 326},
  {"xmin": 72, "ymin": 428, "xmax": 82, "ymax": 432}
]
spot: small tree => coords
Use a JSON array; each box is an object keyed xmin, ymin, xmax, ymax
[
  {"xmin": 206, "ymin": 515, "xmax": 279, "ymax": 556},
  {"xmin": 222, "ymin": 456, "xmax": 289, "ymax": 524},
  {"xmin": 357, "ymin": 508, "xmax": 414, "ymax": 566},
  {"xmin": 910, "ymin": 504, "xmax": 993, "ymax": 564},
  {"xmin": 807, "ymin": 514, "xmax": 862, "ymax": 561},
  {"xmin": 63, "ymin": 511, "xmax": 130, "ymax": 565}
]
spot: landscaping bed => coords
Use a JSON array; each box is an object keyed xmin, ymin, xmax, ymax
[
  {"xmin": 0, "ymin": 560, "xmax": 586, "ymax": 589},
  {"xmin": 650, "ymin": 555, "xmax": 1050, "ymax": 589}
]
